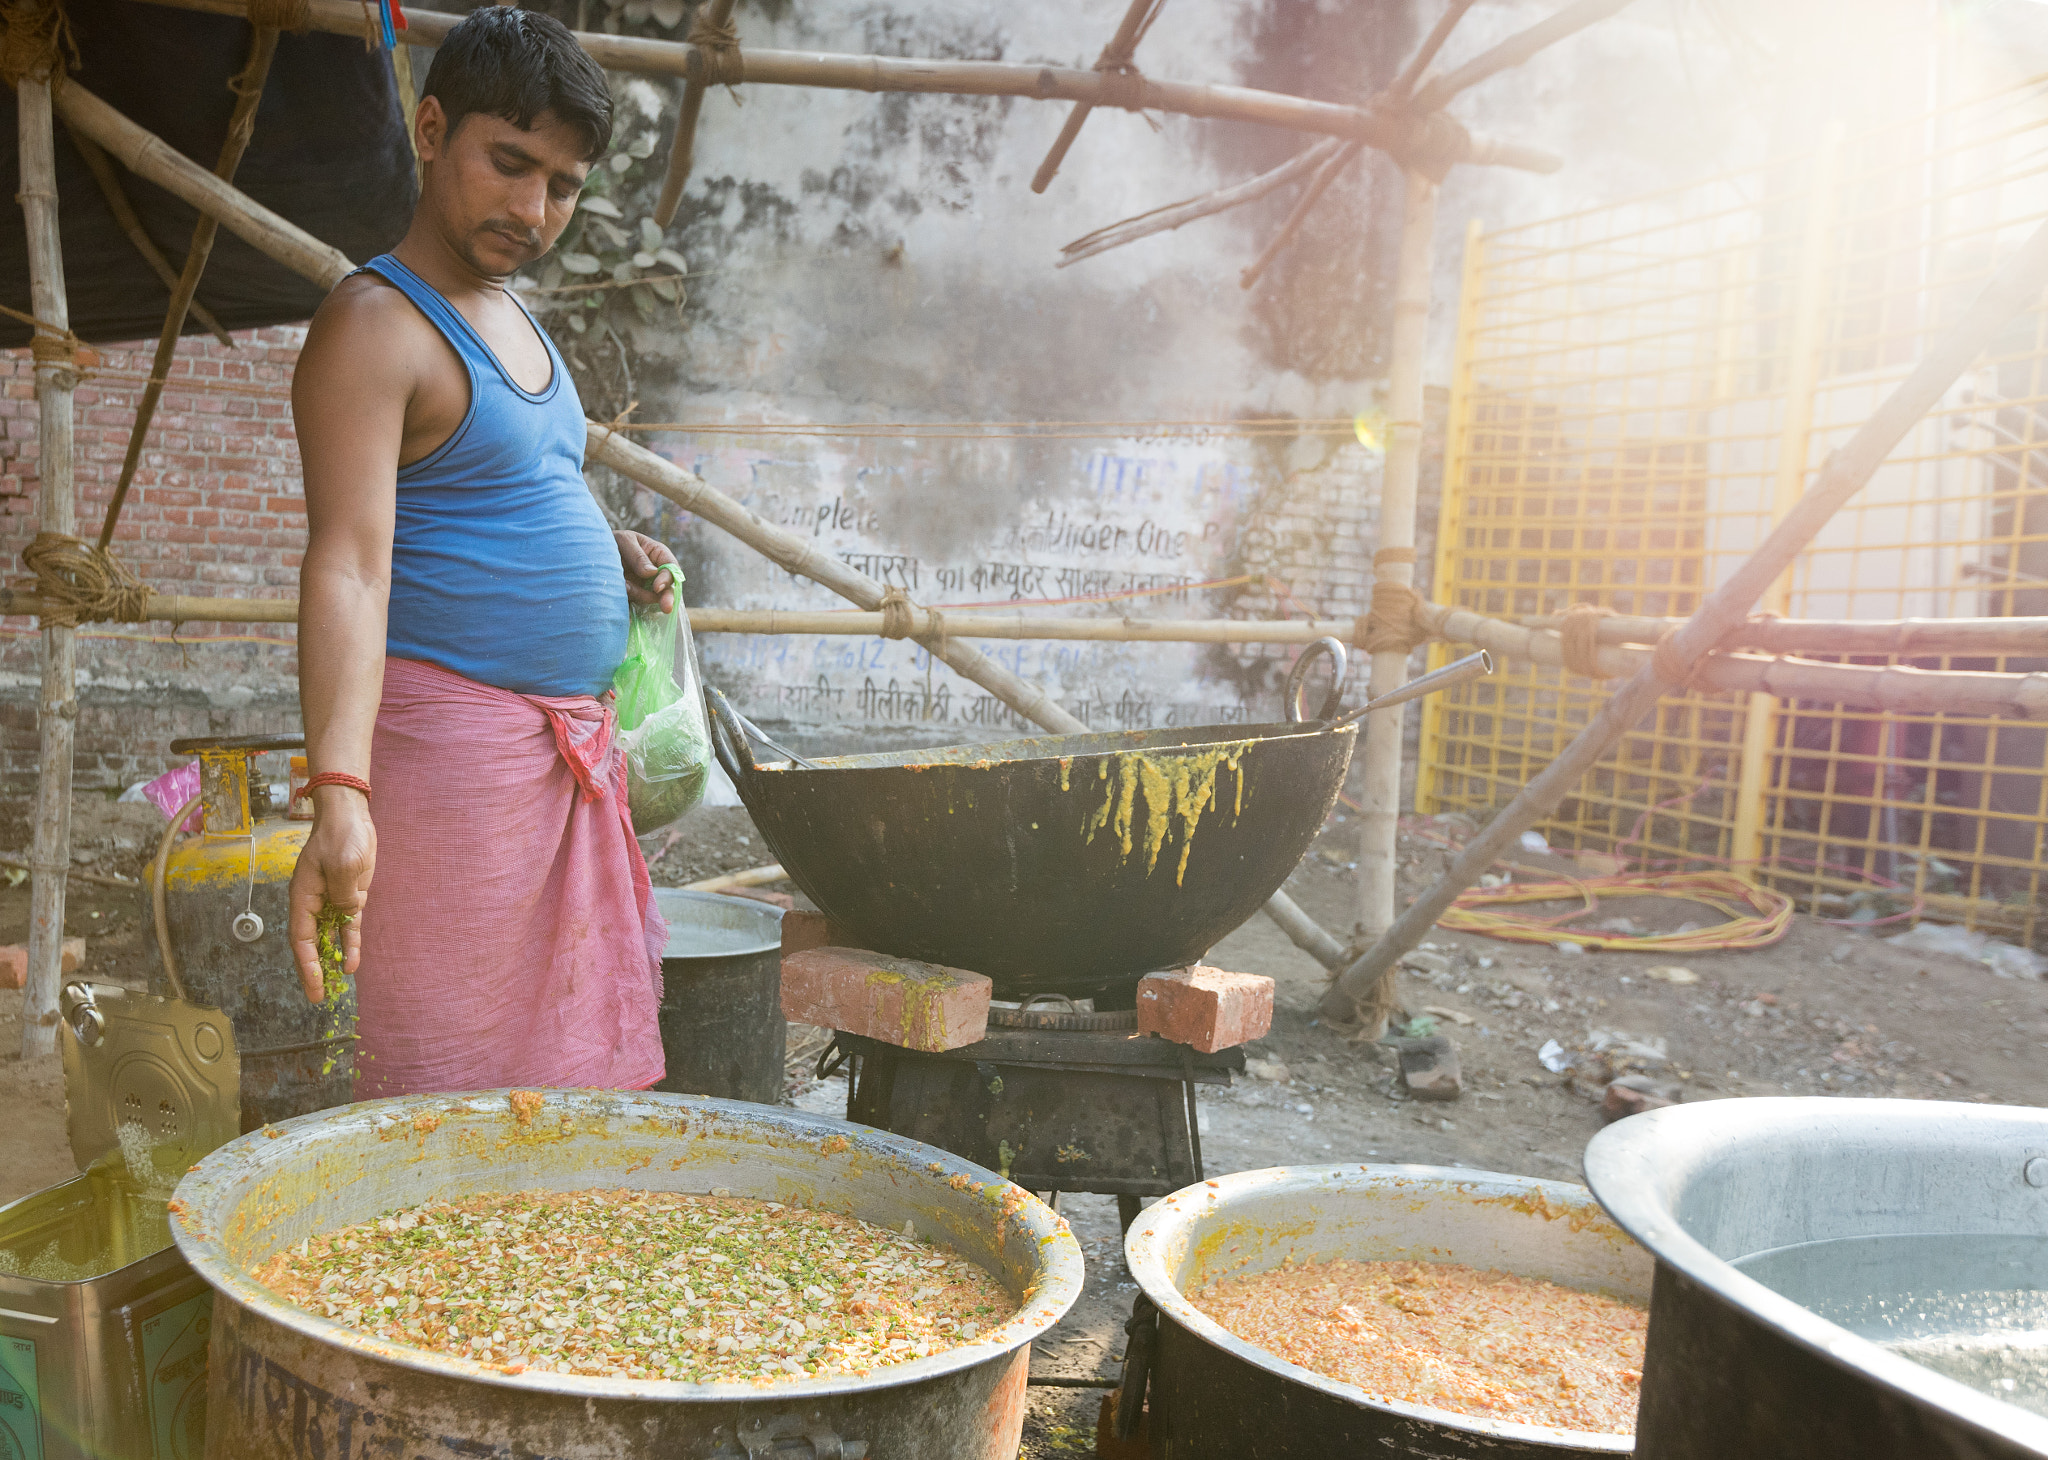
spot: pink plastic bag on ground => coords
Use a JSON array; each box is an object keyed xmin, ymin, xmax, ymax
[{"xmin": 142, "ymin": 762, "xmax": 203, "ymax": 833}]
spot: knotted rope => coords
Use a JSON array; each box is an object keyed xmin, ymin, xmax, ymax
[
  {"xmin": 689, "ymin": 9, "xmax": 743, "ymax": 93},
  {"xmin": 1557, "ymin": 601, "xmax": 1613, "ymax": 679},
  {"xmin": 1355, "ymin": 547, "xmax": 1434, "ymax": 654},
  {"xmin": 0, "ymin": 0, "xmax": 77, "ymax": 88},
  {"xmin": 875, "ymin": 586, "xmax": 946, "ymax": 652},
  {"xmin": 1, "ymin": 301, "xmax": 91, "ymax": 376},
  {"xmin": 20, "ymin": 532, "xmax": 149, "ymax": 627}
]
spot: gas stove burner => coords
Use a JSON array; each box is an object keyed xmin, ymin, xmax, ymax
[{"xmin": 986, "ymin": 1002, "xmax": 1138, "ymax": 1032}]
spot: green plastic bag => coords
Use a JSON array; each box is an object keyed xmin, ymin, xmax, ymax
[{"xmin": 612, "ymin": 564, "xmax": 711, "ymax": 835}]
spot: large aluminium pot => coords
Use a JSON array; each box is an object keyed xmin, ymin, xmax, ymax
[
  {"xmin": 1123, "ymin": 1164, "xmax": 1652, "ymax": 1458},
  {"xmin": 169, "ymin": 1088, "xmax": 1084, "ymax": 1460},
  {"xmin": 650, "ymin": 888, "xmax": 785, "ymax": 1105},
  {"xmin": 1584, "ymin": 1097, "xmax": 2048, "ymax": 1460},
  {"xmin": 713, "ymin": 713, "xmax": 1356, "ymax": 1004}
]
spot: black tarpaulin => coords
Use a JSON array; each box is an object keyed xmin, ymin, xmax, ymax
[{"xmin": 0, "ymin": 0, "xmax": 418, "ymax": 347}]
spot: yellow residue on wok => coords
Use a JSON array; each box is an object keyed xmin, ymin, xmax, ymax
[{"xmin": 1083, "ymin": 745, "xmax": 1249, "ymax": 885}]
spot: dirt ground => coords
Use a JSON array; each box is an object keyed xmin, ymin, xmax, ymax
[{"xmin": 6, "ymin": 792, "xmax": 2047, "ymax": 1457}]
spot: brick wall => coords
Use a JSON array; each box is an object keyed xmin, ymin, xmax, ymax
[{"xmin": 1, "ymin": 329, "xmax": 307, "ymax": 793}]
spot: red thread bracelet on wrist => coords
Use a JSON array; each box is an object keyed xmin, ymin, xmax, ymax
[{"xmin": 304, "ymin": 772, "xmax": 372, "ymax": 801}]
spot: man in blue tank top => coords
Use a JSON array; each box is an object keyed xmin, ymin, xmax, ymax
[{"xmin": 284, "ymin": 9, "xmax": 673, "ymax": 1093}]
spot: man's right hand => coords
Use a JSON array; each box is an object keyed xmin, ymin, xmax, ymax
[{"xmin": 289, "ymin": 787, "xmax": 377, "ymax": 1003}]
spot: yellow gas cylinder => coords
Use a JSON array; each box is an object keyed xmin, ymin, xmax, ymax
[{"xmin": 155, "ymin": 733, "xmax": 356, "ymax": 1129}]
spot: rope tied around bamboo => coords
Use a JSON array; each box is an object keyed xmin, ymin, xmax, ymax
[
  {"xmin": 20, "ymin": 533, "xmax": 148, "ymax": 628},
  {"xmin": 1355, "ymin": 549, "xmax": 1434, "ymax": 654},
  {"xmin": 1558, "ymin": 602, "xmax": 1612, "ymax": 679},
  {"xmin": 0, "ymin": 301, "xmax": 91, "ymax": 377},
  {"xmin": 875, "ymin": 585, "xmax": 947, "ymax": 653},
  {"xmin": 688, "ymin": 7, "xmax": 742, "ymax": 93}
]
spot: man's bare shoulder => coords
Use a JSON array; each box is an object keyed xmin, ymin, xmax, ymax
[{"xmin": 300, "ymin": 273, "xmax": 436, "ymax": 381}]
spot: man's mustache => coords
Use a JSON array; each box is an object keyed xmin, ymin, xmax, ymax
[{"xmin": 482, "ymin": 220, "xmax": 542, "ymax": 249}]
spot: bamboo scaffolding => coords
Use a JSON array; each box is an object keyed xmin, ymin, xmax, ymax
[
  {"xmin": 649, "ymin": 0, "xmax": 734, "ymax": 229},
  {"xmin": 65, "ymin": 128, "xmax": 236, "ymax": 348},
  {"xmin": 51, "ymin": 81, "xmax": 354, "ymax": 291},
  {"xmin": 12, "ymin": 586, "xmax": 2038, "ymax": 716},
  {"xmin": 1516, "ymin": 611, "xmax": 2048, "ymax": 659},
  {"xmin": 17, "ymin": 72, "xmax": 77, "ymax": 1061},
  {"xmin": 132, "ymin": 0, "xmax": 1558, "ymax": 174},
  {"xmin": 1058, "ymin": 139, "xmax": 1343, "ymax": 267},
  {"xmin": 1320, "ymin": 209, "xmax": 2048, "ymax": 1031},
  {"xmin": 97, "ymin": 24, "xmax": 280, "ymax": 550},
  {"xmin": 1029, "ymin": 0, "xmax": 1160, "ymax": 195}
]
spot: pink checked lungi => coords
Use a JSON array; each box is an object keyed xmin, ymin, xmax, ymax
[{"xmin": 353, "ymin": 656, "xmax": 666, "ymax": 1096}]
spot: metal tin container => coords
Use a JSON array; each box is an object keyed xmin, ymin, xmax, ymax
[
  {"xmin": 1584, "ymin": 1097, "xmax": 2048, "ymax": 1460},
  {"xmin": 650, "ymin": 889, "xmax": 785, "ymax": 1105},
  {"xmin": 1123, "ymin": 1164, "xmax": 1652, "ymax": 1458},
  {"xmin": 0, "ymin": 1163, "xmax": 214, "ymax": 1460},
  {"xmin": 170, "ymin": 1088, "xmax": 1084, "ymax": 1460}
]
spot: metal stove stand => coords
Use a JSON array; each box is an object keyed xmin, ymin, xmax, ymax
[{"xmin": 821, "ymin": 1025, "xmax": 1242, "ymax": 1230}]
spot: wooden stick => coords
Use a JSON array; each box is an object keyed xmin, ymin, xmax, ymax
[
  {"xmin": 683, "ymin": 863, "xmax": 786, "ymax": 892},
  {"xmin": 65, "ymin": 127, "xmax": 236, "ymax": 348},
  {"xmin": 1029, "ymin": 0, "xmax": 1160, "ymax": 195},
  {"xmin": 51, "ymin": 81, "xmax": 355, "ymax": 292},
  {"xmin": 17, "ymin": 73, "xmax": 78, "ymax": 1061},
  {"xmin": 98, "ymin": 26, "xmax": 280, "ymax": 551},
  {"xmin": 1516, "ymin": 611, "xmax": 2048, "ymax": 659},
  {"xmin": 131, "ymin": 0, "xmax": 1556, "ymax": 168},
  {"xmin": 1059, "ymin": 138, "xmax": 1344, "ymax": 266},
  {"xmin": 1320, "ymin": 209, "xmax": 2048, "ymax": 1029},
  {"xmin": 650, "ymin": 0, "xmax": 734, "ymax": 229},
  {"xmin": 1238, "ymin": 139, "xmax": 1362, "ymax": 290},
  {"xmin": 1412, "ymin": 0, "xmax": 1637, "ymax": 110},
  {"xmin": 1389, "ymin": 0, "xmax": 1480, "ymax": 100}
]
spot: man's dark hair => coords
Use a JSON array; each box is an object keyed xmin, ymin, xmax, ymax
[{"xmin": 421, "ymin": 7, "xmax": 614, "ymax": 161}]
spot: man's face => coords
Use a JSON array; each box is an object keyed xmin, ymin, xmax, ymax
[{"xmin": 415, "ymin": 98, "xmax": 594, "ymax": 280}]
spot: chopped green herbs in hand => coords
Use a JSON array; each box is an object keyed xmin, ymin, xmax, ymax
[
  {"xmin": 315, "ymin": 906, "xmax": 354, "ymax": 998},
  {"xmin": 253, "ymin": 1187, "xmax": 1014, "ymax": 1384}
]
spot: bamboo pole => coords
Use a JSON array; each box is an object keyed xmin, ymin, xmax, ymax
[
  {"xmin": 4, "ymin": 585, "xmax": 2042, "ymax": 712},
  {"xmin": 650, "ymin": 0, "xmax": 734, "ymax": 229},
  {"xmin": 1410, "ymin": 0, "xmax": 1637, "ymax": 110},
  {"xmin": 131, "ymin": 0, "xmax": 1557, "ymax": 171},
  {"xmin": 1414, "ymin": 604, "xmax": 2048, "ymax": 717},
  {"xmin": 1352, "ymin": 168, "xmax": 1436, "ymax": 1022},
  {"xmin": 98, "ymin": 24, "xmax": 281, "ymax": 550},
  {"xmin": 65, "ymin": 128, "xmax": 236, "ymax": 348},
  {"xmin": 1517, "ymin": 611, "xmax": 2048, "ymax": 659},
  {"xmin": 51, "ymin": 81, "xmax": 354, "ymax": 291},
  {"xmin": 18, "ymin": 74, "xmax": 78, "ymax": 1061},
  {"xmin": 1320, "ymin": 210, "xmax": 2048, "ymax": 1030}
]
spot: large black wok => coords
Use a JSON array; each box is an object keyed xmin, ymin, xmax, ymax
[{"xmin": 709, "ymin": 708, "xmax": 1356, "ymax": 1004}]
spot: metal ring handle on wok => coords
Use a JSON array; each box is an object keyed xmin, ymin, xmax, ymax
[
  {"xmin": 1284, "ymin": 636, "xmax": 1349, "ymax": 724},
  {"xmin": 705, "ymin": 685, "xmax": 819, "ymax": 773}
]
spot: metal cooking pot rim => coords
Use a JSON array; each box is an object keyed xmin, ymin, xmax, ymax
[
  {"xmin": 1123, "ymin": 1162, "xmax": 1638, "ymax": 1452},
  {"xmin": 740, "ymin": 719, "xmax": 1353, "ymax": 774},
  {"xmin": 1585, "ymin": 1096, "xmax": 2048, "ymax": 1451},
  {"xmin": 652, "ymin": 887, "xmax": 783, "ymax": 961},
  {"xmin": 169, "ymin": 1089, "xmax": 1084, "ymax": 1402}
]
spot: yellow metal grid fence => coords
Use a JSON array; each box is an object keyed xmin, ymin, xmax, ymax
[{"xmin": 1419, "ymin": 73, "xmax": 2048, "ymax": 945}]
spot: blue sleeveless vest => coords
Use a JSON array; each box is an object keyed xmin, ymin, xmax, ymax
[{"xmin": 362, "ymin": 254, "xmax": 626, "ymax": 698}]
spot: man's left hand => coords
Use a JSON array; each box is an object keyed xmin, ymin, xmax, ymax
[{"xmin": 616, "ymin": 530, "xmax": 678, "ymax": 613}]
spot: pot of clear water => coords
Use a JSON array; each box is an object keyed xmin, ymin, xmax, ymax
[{"xmin": 1584, "ymin": 1097, "xmax": 2048, "ymax": 1459}]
